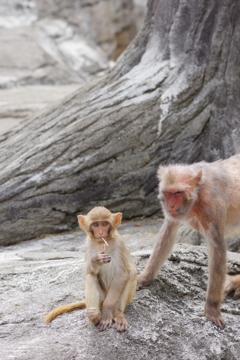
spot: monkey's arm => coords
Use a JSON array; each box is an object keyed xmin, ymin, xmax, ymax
[
  {"xmin": 86, "ymin": 252, "xmax": 111, "ymax": 275},
  {"xmin": 137, "ymin": 220, "xmax": 180, "ymax": 289},
  {"xmin": 98, "ymin": 268, "xmax": 129, "ymax": 331}
]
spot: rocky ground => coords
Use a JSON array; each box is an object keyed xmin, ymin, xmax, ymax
[{"xmin": 1, "ymin": 218, "xmax": 240, "ymax": 360}]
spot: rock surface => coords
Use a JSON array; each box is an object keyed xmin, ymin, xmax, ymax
[
  {"xmin": 0, "ymin": 0, "xmax": 138, "ymax": 89},
  {"xmin": 177, "ymin": 224, "xmax": 240, "ymax": 253},
  {"xmin": 0, "ymin": 0, "xmax": 143, "ymax": 135},
  {"xmin": 0, "ymin": 84, "xmax": 80, "ymax": 135},
  {"xmin": 1, "ymin": 219, "xmax": 240, "ymax": 360},
  {"xmin": 0, "ymin": 19, "xmax": 109, "ymax": 88}
]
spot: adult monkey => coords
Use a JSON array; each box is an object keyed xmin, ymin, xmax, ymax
[
  {"xmin": 137, "ymin": 154, "xmax": 240, "ymax": 329},
  {"xmin": 44, "ymin": 206, "xmax": 137, "ymax": 332}
]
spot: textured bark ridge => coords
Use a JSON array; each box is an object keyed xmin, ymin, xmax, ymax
[{"xmin": 1, "ymin": 0, "xmax": 240, "ymax": 245}]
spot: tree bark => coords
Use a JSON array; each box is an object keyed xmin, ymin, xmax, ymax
[{"xmin": 1, "ymin": 0, "xmax": 240, "ymax": 245}]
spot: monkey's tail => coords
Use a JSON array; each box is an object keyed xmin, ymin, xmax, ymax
[{"xmin": 44, "ymin": 300, "xmax": 86, "ymax": 323}]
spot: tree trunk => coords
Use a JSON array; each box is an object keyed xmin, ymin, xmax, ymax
[{"xmin": 1, "ymin": 0, "xmax": 240, "ymax": 245}]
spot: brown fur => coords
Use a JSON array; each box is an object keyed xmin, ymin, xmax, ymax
[{"xmin": 137, "ymin": 154, "xmax": 240, "ymax": 329}]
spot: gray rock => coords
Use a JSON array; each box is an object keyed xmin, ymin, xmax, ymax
[
  {"xmin": 0, "ymin": 20, "xmax": 109, "ymax": 88},
  {"xmin": 176, "ymin": 224, "xmax": 240, "ymax": 254},
  {"xmin": 0, "ymin": 0, "xmax": 138, "ymax": 88},
  {"xmin": 176, "ymin": 224, "xmax": 204, "ymax": 246},
  {"xmin": 225, "ymin": 236, "xmax": 240, "ymax": 253},
  {"xmin": 0, "ymin": 0, "xmax": 139, "ymax": 136},
  {"xmin": 0, "ymin": 84, "xmax": 80, "ymax": 135},
  {"xmin": 1, "ymin": 219, "xmax": 240, "ymax": 360},
  {"xmin": 34, "ymin": 0, "xmax": 137, "ymax": 59}
]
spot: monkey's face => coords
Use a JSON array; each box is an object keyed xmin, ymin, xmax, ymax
[
  {"xmin": 159, "ymin": 190, "xmax": 192, "ymax": 221},
  {"xmin": 90, "ymin": 221, "xmax": 111, "ymax": 241},
  {"xmin": 157, "ymin": 165, "xmax": 201, "ymax": 221}
]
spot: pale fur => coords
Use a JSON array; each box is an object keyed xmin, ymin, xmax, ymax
[
  {"xmin": 138, "ymin": 154, "xmax": 240, "ymax": 329},
  {"xmin": 84, "ymin": 231, "xmax": 136, "ymax": 308},
  {"xmin": 224, "ymin": 274, "xmax": 240, "ymax": 299},
  {"xmin": 44, "ymin": 207, "xmax": 137, "ymax": 332}
]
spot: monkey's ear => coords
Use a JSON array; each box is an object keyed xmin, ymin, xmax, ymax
[
  {"xmin": 77, "ymin": 215, "xmax": 86, "ymax": 230},
  {"xmin": 188, "ymin": 169, "xmax": 202, "ymax": 187},
  {"xmin": 157, "ymin": 166, "xmax": 166, "ymax": 181},
  {"xmin": 113, "ymin": 213, "xmax": 122, "ymax": 228}
]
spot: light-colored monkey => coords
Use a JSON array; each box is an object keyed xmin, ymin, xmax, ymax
[
  {"xmin": 137, "ymin": 154, "xmax": 240, "ymax": 329},
  {"xmin": 44, "ymin": 206, "xmax": 137, "ymax": 332}
]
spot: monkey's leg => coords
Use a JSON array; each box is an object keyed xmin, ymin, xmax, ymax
[
  {"xmin": 113, "ymin": 268, "xmax": 137, "ymax": 332},
  {"xmin": 137, "ymin": 220, "xmax": 179, "ymax": 289},
  {"xmin": 224, "ymin": 275, "xmax": 240, "ymax": 299},
  {"xmin": 98, "ymin": 269, "xmax": 132, "ymax": 331},
  {"xmin": 85, "ymin": 273, "xmax": 105, "ymax": 325},
  {"xmin": 204, "ymin": 235, "xmax": 227, "ymax": 329}
]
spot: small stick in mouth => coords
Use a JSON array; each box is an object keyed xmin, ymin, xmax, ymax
[{"xmin": 102, "ymin": 237, "xmax": 109, "ymax": 251}]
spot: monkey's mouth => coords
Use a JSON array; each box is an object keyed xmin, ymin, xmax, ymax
[
  {"xmin": 96, "ymin": 237, "xmax": 108, "ymax": 242},
  {"xmin": 169, "ymin": 213, "xmax": 181, "ymax": 217}
]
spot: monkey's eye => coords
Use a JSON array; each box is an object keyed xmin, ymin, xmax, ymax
[
  {"xmin": 175, "ymin": 191, "xmax": 183, "ymax": 194},
  {"xmin": 92, "ymin": 222, "xmax": 99, "ymax": 227},
  {"xmin": 102, "ymin": 221, "xmax": 109, "ymax": 227}
]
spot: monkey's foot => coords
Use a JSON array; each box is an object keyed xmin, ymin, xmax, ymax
[
  {"xmin": 202, "ymin": 305, "xmax": 225, "ymax": 330},
  {"xmin": 136, "ymin": 273, "xmax": 152, "ymax": 290},
  {"xmin": 98, "ymin": 314, "xmax": 112, "ymax": 331},
  {"xmin": 224, "ymin": 275, "xmax": 240, "ymax": 299},
  {"xmin": 114, "ymin": 312, "xmax": 128, "ymax": 332},
  {"xmin": 87, "ymin": 308, "xmax": 101, "ymax": 325}
]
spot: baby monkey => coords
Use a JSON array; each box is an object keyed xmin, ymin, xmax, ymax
[{"xmin": 44, "ymin": 206, "xmax": 137, "ymax": 332}]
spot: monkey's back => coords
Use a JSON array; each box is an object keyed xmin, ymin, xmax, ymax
[
  {"xmin": 191, "ymin": 154, "xmax": 240, "ymax": 236},
  {"xmin": 220, "ymin": 155, "xmax": 240, "ymax": 235}
]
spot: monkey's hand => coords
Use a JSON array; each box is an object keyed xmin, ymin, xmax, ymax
[
  {"xmin": 136, "ymin": 273, "xmax": 153, "ymax": 290},
  {"xmin": 224, "ymin": 275, "xmax": 240, "ymax": 299},
  {"xmin": 92, "ymin": 252, "xmax": 111, "ymax": 267}
]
